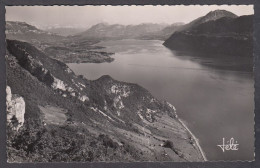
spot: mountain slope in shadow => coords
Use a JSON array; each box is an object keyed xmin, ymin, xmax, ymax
[{"xmin": 163, "ymin": 10, "xmax": 253, "ymax": 58}]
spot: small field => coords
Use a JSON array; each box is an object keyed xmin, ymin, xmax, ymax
[{"xmin": 39, "ymin": 105, "xmax": 67, "ymax": 125}]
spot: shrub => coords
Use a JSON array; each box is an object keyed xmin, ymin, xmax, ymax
[
  {"xmin": 98, "ymin": 134, "xmax": 119, "ymax": 149},
  {"xmin": 162, "ymin": 140, "xmax": 174, "ymax": 149}
]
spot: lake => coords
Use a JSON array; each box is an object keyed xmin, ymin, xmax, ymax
[{"xmin": 67, "ymin": 39, "xmax": 254, "ymax": 161}]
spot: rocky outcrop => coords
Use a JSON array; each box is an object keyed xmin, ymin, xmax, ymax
[
  {"xmin": 51, "ymin": 76, "xmax": 66, "ymax": 91},
  {"xmin": 6, "ymin": 86, "xmax": 25, "ymax": 131}
]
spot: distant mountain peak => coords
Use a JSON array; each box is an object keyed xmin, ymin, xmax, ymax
[
  {"xmin": 179, "ymin": 9, "xmax": 238, "ymax": 32},
  {"xmin": 204, "ymin": 10, "xmax": 238, "ymax": 21},
  {"xmin": 92, "ymin": 22, "xmax": 109, "ymax": 27}
]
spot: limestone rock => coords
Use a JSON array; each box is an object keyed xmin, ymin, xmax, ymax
[{"xmin": 6, "ymin": 86, "xmax": 25, "ymax": 131}]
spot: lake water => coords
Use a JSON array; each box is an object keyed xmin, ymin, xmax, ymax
[{"xmin": 67, "ymin": 39, "xmax": 254, "ymax": 161}]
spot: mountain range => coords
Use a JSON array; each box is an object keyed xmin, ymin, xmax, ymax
[
  {"xmin": 72, "ymin": 22, "xmax": 184, "ymax": 40},
  {"xmin": 6, "ymin": 21, "xmax": 183, "ymax": 40},
  {"xmin": 163, "ymin": 10, "xmax": 253, "ymax": 57},
  {"xmin": 6, "ymin": 21, "xmax": 116, "ymax": 64},
  {"xmin": 6, "ymin": 21, "xmax": 64, "ymax": 44}
]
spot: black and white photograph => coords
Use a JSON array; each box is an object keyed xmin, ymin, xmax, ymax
[{"xmin": 5, "ymin": 5, "xmax": 254, "ymax": 162}]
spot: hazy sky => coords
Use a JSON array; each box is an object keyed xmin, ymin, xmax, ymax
[{"xmin": 6, "ymin": 5, "xmax": 254, "ymax": 29}]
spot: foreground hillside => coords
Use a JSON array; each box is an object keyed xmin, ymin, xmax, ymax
[
  {"xmin": 164, "ymin": 11, "xmax": 253, "ymax": 58},
  {"xmin": 6, "ymin": 39, "xmax": 205, "ymax": 162}
]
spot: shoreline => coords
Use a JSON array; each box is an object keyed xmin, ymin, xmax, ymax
[{"xmin": 178, "ymin": 118, "xmax": 207, "ymax": 161}]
